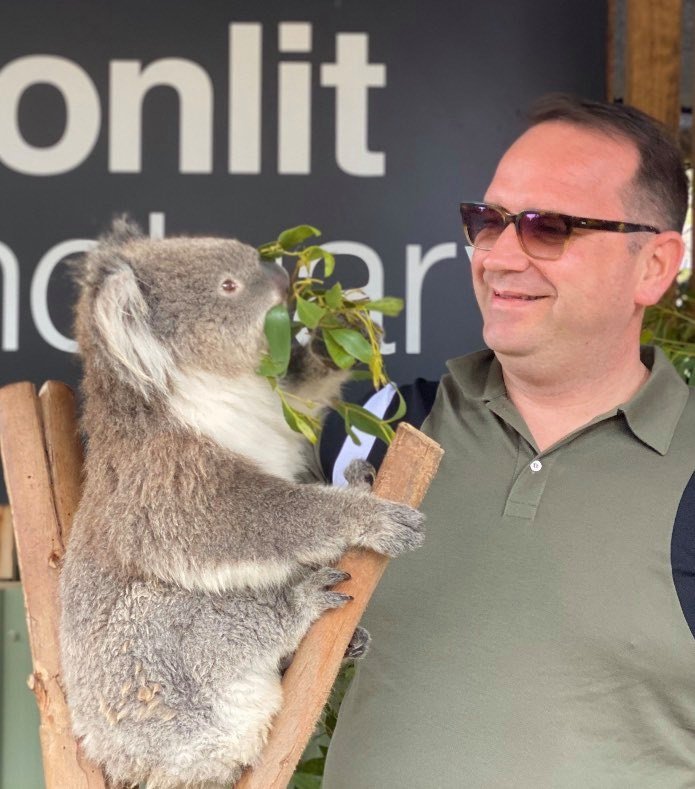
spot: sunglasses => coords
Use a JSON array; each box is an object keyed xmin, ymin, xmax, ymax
[{"xmin": 459, "ymin": 202, "xmax": 661, "ymax": 261}]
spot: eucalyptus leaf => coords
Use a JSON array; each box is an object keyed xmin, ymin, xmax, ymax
[
  {"xmin": 301, "ymin": 245, "xmax": 327, "ymax": 262},
  {"xmin": 324, "ymin": 282, "xmax": 343, "ymax": 309},
  {"xmin": 257, "ymin": 356, "xmax": 285, "ymax": 378},
  {"xmin": 263, "ymin": 304, "xmax": 292, "ymax": 375},
  {"xmin": 342, "ymin": 402, "xmax": 396, "ymax": 443},
  {"xmin": 296, "ymin": 296, "xmax": 327, "ymax": 329},
  {"xmin": 323, "ymin": 330, "xmax": 357, "ymax": 369},
  {"xmin": 281, "ymin": 401, "xmax": 319, "ymax": 443},
  {"xmin": 321, "ymin": 250, "xmax": 336, "ymax": 277},
  {"xmin": 278, "ymin": 225, "xmax": 321, "ymax": 250},
  {"xmin": 258, "ymin": 241, "xmax": 283, "ymax": 261},
  {"xmin": 362, "ymin": 297, "xmax": 404, "ymax": 316},
  {"xmin": 328, "ymin": 328, "xmax": 373, "ymax": 364}
]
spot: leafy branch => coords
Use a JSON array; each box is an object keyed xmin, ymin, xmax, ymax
[{"xmin": 257, "ymin": 225, "xmax": 404, "ymax": 444}]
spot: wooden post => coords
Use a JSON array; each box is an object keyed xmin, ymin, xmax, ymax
[
  {"xmin": 625, "ymin": 0, "xmax": 683, "ymax": 132},
  {"xmin": 237, "ymin": 422, "xmax": 443, "ymax": 789},
  {"xmin": 0, "ymin": 382, "xmax": 107, "ymax": 789}
]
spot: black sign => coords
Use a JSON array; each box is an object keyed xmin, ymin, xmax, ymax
[{"xmin": 0, "ymin": 0, "xmax": 606, "ymax": 501}]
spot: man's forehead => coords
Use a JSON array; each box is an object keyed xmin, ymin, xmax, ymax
[{"xmin": 485, "ymin": 120, "xmax": 639, "ymax": 214}]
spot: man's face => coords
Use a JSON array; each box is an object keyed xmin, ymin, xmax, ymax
[{"xmin": 471, "ymin": 120, "xmax": 649, "ymax": 368}]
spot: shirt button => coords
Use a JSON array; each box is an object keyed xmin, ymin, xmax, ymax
[{"xmin": 530, "ymin": 460, "xmax": 543, "ymax": 473}]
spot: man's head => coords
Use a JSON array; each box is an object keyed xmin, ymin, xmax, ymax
[
  {"xmin": 466, "ymin": 94, "xmax": 686, "ymax": 374},
  {"xmin": 528, "ymin": 94, "xmax": 687, "ymax": 233}
]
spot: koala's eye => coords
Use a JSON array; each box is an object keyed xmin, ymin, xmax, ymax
[{"xmin": 220, "ymin": 279, "xmax": 239, "ymax": 294}]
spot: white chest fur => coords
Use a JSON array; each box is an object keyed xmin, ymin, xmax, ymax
[{"xmin": 168, "ymin": 370, "xmax": 308, "ymax": 481}]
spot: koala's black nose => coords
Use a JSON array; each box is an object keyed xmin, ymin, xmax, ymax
[{"xmin": 261, "ymin": 259, "xmax": 290, "ymax": 296}]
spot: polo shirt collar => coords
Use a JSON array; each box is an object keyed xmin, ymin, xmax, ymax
[
  {"xmin": 620, "ymin": 346, "xmax": 690, "ymax": 455},
  {"xmin": 446, "ymin": 346, "xmax": 690, "ymax": 456}
]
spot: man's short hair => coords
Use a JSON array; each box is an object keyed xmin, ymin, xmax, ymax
[{"xmin": 528, "ymin": 93, "xmax": 688, "ymax": 233}]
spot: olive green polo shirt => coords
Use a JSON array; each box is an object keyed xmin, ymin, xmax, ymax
[{"xmin": 323, "ymin": 347, "xmax": 695, "ymax": 788}]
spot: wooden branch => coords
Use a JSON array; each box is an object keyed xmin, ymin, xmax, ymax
[
  {"xmin": 237, "ymin": 422, "xmax": 443, "ymax": 789},
  {"xmin": 39, "ymin": 382, "xmax": 84, "ymax": 547},
  {"xmin": 0, "ymin": 382, "xmax": 107, "ymax": 789}
]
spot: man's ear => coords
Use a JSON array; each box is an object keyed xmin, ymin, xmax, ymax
[{"xmin": 634, "ymin": 230, "xmax": 685, "ymax": 307}]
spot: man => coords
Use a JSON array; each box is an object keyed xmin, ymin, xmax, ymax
[{"xmin": 321, "ymin": 95, "xmax": 695, "ymax": 787}]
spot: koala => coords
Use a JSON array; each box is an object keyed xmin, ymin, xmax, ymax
[{"xmin": 59, "ymin": 219, "xmax": 424, "ymax": 789}]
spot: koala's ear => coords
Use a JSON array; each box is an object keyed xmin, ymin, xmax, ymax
[
  {"xmin": 108, "ymin": 215, "xmax": 144, "ymax": 245},
  {"xmin": 92, "ymin": 260, "xmax": 173, "ymax": 399}
]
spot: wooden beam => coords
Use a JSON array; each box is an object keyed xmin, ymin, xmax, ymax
[
  {"xmin": 626, "ymin": 0, "xmax": 683, "ymax": 132},
  {"xmin": 237, "ymin": 422, "xmax": 443, "ymax": 789}
]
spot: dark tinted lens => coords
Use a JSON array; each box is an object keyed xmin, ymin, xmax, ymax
[
  {"xmin": 519, "ymin": 212, "xmax": 570, "ymax": 259},
  {"xmin": 461, "ymin": 204, "xmax": 505, "ymax": 250}
]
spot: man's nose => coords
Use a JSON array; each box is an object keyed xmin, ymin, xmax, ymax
[{"xmin": 478, "ymin": 223, "xmax": 531, "ymax": 271}]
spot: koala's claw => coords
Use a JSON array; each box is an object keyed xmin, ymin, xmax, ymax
[
  {"xmin": 344, "ymin": 459, "xmax": 377, "ymax": 489},
  {"xmin": 344, "ymin": 625, "xmax": 371, "ymax": 660},
  {"xmin": 359, "ymin": 500, "xmax": 426, "ymax": 557},
  {"xmin": 318, "ymin": 567, "xmax": 351, "ymax": 587}
]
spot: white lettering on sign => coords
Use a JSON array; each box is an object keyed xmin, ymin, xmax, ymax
[
  {"xmin": 0, "ymin": 55, "xmax": 101, "ymax": 175},
  {"xmin": 0, "ymin": 212, "xmax": 461, "ymax": 355},
  {"xmin": 0, "ymin": 24, "xmax": 387, "ymax": 177},
  {"xmin": 406, "ymin": 243, "xmax": 459, "ymax": 354},
  {"xmin": 0, "ymin": 243, "xmax": 19, "ymax": 351},
  {"xmin": 109, "ymin": 59, "xmax": 214, "ymax": 173}
]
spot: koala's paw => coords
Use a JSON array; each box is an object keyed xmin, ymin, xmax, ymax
[
  {"xmin": 344, "ymin": 459, "xmax": 376, "ymax": 490},
  {"xmin": 358, "ymin": 499, "xmax": 425, "ymax": 557},
  {"xmin": 296, "ymin": 566, "xmax": 353, "ymax": 617},
  {"xmin": 344, "ymin": 625, "xmax": 371, "ymax": 660}
]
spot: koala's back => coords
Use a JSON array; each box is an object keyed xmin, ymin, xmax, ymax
[{"xmin": 60, "ymin": 529, "xmax": 294, "ymax": 786}]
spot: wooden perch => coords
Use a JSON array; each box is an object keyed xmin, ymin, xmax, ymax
[
  {"xmin": 0, "ymin": 381, "xmax": 108, "ymax": 789},
  {"xmin": 236, "ymin": 421, "xmax": 443, "ymax": 789}
]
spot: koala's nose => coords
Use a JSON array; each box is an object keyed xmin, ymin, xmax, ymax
[{"xmin": 261, "ymin": 259, "xmax": 290, "ymax": 296}]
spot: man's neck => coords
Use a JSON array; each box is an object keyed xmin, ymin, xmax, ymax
[{"xmin": 499, "ymin": 348, "xmax": 650, "ymax": 452}]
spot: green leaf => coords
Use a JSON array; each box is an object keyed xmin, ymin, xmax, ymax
[
  {"xmin": 294, "ymin": 757, "xmax": 325, "ymax": 776},
  {"xmin": 278, "ymin": 225, "xmax": 321, "ymax": 250},
  {"xmin": 257, "ymin": 355, "xmax": 286, "ymax": 377},
  {"xmin": 323, "ymin": 331, "xmax": 356, "ymax": 369},
  {"xmin": 384, "ymin": 387, "xmax": 407, "ymax": 423},
  {"xmin": 362, "ymin": 297, "xmax": 404, "ymax": 316},
  {"xmin": 300, "ymin": 245, "xmax": 327, "ymax": 262},
  {"xmin": 326, "ymin": 328, "xmax": 373, "ymax": 365},
  {"xmin": 263, "ymin": 304, "xmax": 292, "ymax": 376},
  {"xmin": 350, "ymin": 370, "xmax": 374, "ymax": 382},
  {"xmin": 296, "ymin": 296, "xmax": 327, "ymax": 329},
  {"xmin": 281, "ymin": 401, "xmax": 319, "ymax": 443},
  {"xmin": 321, "ymin": 250, "xmax": 336, "ymax": 277},
  {"xmin": 324, "ymin": 282, "xmax": 343, "ymax": 309},
  {"xmin": 640, "ymin": 328, "xmax": 654, "ymax": 344},
  {"xmin": 258, "ymin": 241, "xmax": 283, "ymax": 261},
  {"xmin": 289, "ymin": 773, "xmax": 322, "ymax": 789},
  {"xmin": 342, "ymin": 402, "xmax": 395, "ymax": 443}
]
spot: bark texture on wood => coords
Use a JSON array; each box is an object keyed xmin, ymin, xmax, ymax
[
  {"xmin": 0, "ymin": 382, "xmax": 107, "ymax": 788},
  {"xmin": 236, "ymin": 422, "xmax": 443, "ymax": 789}
]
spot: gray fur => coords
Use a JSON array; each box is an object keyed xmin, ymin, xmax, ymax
[{"xmin": 59, "ymin": 222, "xmax": 424, "ymax": 789}]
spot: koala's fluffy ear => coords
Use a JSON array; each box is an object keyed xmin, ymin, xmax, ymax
[{"xmin": 92, "ymin": 259, "xmax": 173, "ymax": 399}]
